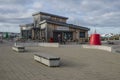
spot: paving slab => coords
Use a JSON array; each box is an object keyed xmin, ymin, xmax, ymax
[{"xmin": 0, "ymin": 41, "xmax": 120, "ymax": 80}]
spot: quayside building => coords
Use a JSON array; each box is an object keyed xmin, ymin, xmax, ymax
[{"xmin": 20, "ymin": 12, "xmax": 90, "ymax": 43}]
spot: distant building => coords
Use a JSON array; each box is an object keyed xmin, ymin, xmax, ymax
[
  {"xmin": 0, "ymin": 32, "xmax": 20, "ymax": 38},
  {"xmin": 20, "ymin": 12, "xmax": 90, "ymax": 43}
]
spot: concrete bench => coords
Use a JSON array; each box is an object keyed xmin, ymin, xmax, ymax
[
  {"xmin": 12, "ymin": 46, "xmax": 25, "ymax": 52},
  {"xmin": 34, "ymin": 53, "xmax": 60, "ymax": 67}
]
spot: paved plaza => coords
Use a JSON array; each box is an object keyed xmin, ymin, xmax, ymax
[{"xmin": 0, "ymin": 41, "xmax": 120, "ymax": 80}]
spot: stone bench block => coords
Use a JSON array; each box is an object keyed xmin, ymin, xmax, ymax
[
  {"xmin": 34, "ymin": 53, "xmax": 60, "ymax": 67},
  {"xmin": 12, "ymin": 46, "xmax": 25, "ymax": 52}
]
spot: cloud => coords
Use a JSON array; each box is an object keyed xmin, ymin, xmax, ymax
[{"xmin": 0, "ymin": 0, "xmax": 120, "ymax": 34}]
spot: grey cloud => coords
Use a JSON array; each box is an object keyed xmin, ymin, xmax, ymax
[
  {"xmin": 0, "ymin": 17, "xmax": 32, "ymax": 24},
  {"xmin": 0, "ymin": 0, "xmax": 33, "ymax": 5},
  {"xmin": 0, "ymin": 0, "xmax": 120, "ymax": 33}
]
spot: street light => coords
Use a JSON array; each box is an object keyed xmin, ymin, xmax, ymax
[{"xmin": 94, "ymin": 24, "xmax": 98, "ymax": 34}]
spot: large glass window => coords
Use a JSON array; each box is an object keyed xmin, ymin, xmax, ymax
[
  {"xmin": 63, "ymin": 32, "xmax": 73, "ymax": 41},
  {"xmin": 79, "ymin": 32, "xmax": 85, "ymax": 38}
]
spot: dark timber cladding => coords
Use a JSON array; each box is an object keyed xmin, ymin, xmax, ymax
[
  {"xmin": 20, "ymin": 11, "xmax": 90, "ymax": 43},
  {"xmin": 39, "ymin": 20, "xmax": 90, "ymax": 31}
]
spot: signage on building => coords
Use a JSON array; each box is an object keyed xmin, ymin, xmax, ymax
[{"xmin": 56, "ymin": 26, "xmax": 69, "ymax": 31}]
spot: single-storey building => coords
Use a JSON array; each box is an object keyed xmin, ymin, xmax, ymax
[{"xmin": 20, "ymin": 12, "xmax": 90, "ymax": 43}]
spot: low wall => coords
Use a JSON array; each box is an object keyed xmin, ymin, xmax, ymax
[
  {"xmin": 16, "ymin": 42, "xmax": 38, "ymax": 47},
  {"xmin": 15, "ymin": 42, "xmax": 59, "ymax": 47},
  {"xmin": 38, "ymin": 43, "xmax": 59, "ymax": 47},
  {"xmin": 82, "ymin": 45, "xmax": 112, "ymax": 52},
  {"xmin": 102, "ymin": 40, "xmax": 120, "ymax": 45}
]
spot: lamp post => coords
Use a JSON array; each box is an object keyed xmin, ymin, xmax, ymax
[{"xmin": 94, "ymin": 24, "xmax": 98, "ymax": 34}]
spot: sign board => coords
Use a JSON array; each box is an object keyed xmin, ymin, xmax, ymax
[{"xmin": 56, "ymin": 26, "xmax": 69, "ymax": 31}]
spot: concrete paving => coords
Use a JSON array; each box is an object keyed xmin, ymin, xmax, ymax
[{"xmin": 0, "ymin": 41, "xmax": 120, "ymax": 80}]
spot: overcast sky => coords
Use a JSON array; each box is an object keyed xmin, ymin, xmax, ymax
[{"xmin": 0, "ymin": 0, "xmax": 120, "ymax": 34}]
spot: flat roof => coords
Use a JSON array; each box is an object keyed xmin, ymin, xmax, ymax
[{"xmin": 32, "ymin": 12, "xmax": 68, "ymax": 19}]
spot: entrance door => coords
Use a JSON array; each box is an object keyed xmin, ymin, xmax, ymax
[
  {"xmin": 53, "ymin": 31, "xmax": 73, "ymax": 42},
  {"xmin": 53, "ymin": 32, "xmax": 62, "ymax": 42},
  {"xmin": 63, "ymin": 32, "xmax": 73, "ymax": 41}
]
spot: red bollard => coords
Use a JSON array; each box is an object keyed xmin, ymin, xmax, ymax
[
  {"xmin": 50, "ymin": 38, "xmax": 53, "ymax": 43},
  {"xmin": 90, "ymin": 34, "xmax": 101, "ymax": 45}
]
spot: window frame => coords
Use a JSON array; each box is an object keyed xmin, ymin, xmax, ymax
[{"xmin": 79, "ymin": 32, "xmax": 86, "ymax": 38}]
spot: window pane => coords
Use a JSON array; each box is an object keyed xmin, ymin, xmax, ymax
[{"xmin": 80, "ymin": 32, "xmax": 85, "ymax": 38}]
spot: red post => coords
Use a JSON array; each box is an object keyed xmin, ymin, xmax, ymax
[{"xmin": 90, "ymin": 34, "xmax": 101, "ymax": 45}]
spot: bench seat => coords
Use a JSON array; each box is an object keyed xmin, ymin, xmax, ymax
[
  {"xmin": 34, "ymin": 53, "xmax": 60, "ymax": 67},
  {"xmin": 12, "ymin": 46, "xmax": 25, "ymax": 52}
]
